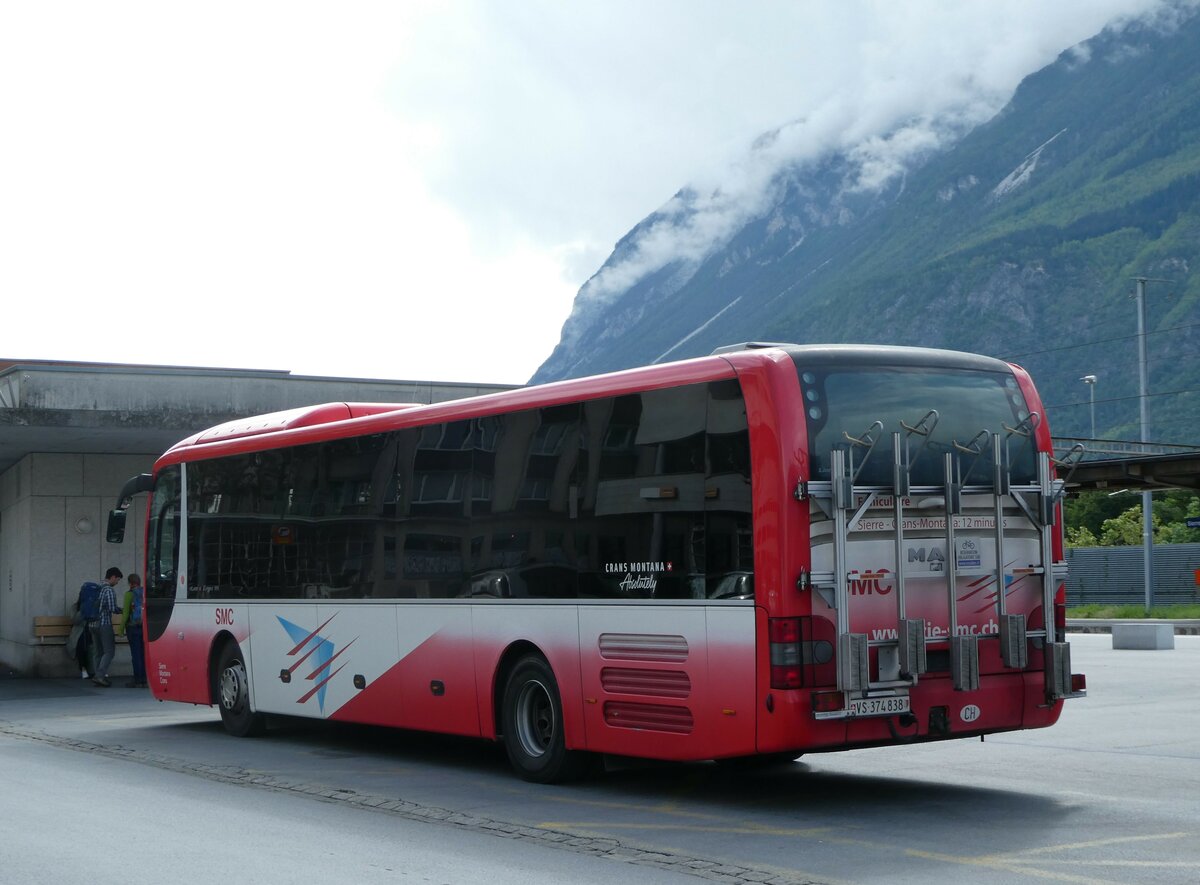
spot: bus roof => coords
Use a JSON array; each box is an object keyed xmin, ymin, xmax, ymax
[
  {"xmin": 715, "ymin": 342, "xmax": 1014, "ymax": 373},
  {"xmin": 158, "ymin": 344, "xmax": 1018, "ymax": 465},
  {"xmin": 175, "ymin": 402, "xmax": 421, "ymax": 448}
]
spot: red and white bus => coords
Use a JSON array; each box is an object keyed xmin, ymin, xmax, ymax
[{"xmin": 108, "ymin": 344, "xmax": 1084, "ymax": 782}]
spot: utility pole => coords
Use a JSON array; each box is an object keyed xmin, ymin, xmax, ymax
[
  {"xmin": 1133, "ymin": 276, "xmax": 1169, "ymax": 613},
  {"xmin": 1080, "ymin": 374, "xmax": 1096, "ymax": 439}
]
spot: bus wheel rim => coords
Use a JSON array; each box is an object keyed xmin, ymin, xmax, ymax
[
  {"xmin": 515, "ymin": 679, "xmax": 553, "ymax": 758},
  {"xmin": 220, "ymin": 662, "xmax": 246, "ymax": 711}
]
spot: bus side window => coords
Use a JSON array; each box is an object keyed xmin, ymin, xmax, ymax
[
  {"xmin": 582, "ymin": 385, "xmax": 710, "ymax": 599},
  {"xmin": 705, "ymin": 379, "xmax": 753, "ymax": 599}
]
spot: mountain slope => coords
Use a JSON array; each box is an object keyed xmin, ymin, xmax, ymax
[{"xmin": 532, "ymin": 11, "xmax": 1200, "ymax": 443}]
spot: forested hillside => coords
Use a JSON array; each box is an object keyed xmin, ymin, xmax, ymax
[{"xmin": 533, "ymin": 11, "xmax": 1200, "ymax": 444}]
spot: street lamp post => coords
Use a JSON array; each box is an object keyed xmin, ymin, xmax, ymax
[
  {"xmin": 1080, "ymin": 374, "xmax": 1096, "ymax": 439},
  {"xmin": 1132, "ymin": 276, "xmax": 1169, "ymax": 613}
]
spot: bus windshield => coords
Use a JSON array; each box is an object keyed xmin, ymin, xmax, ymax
[{"xmin": 799, "ymin": 364, "xmax": 1038, "ymax": 487}]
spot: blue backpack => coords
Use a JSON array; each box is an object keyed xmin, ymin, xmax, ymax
[{"xmin": 78, "ymin": 582, "xmax": 102, "ymax": 621}]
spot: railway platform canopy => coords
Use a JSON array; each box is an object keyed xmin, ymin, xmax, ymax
[{"xmin": 1053, "ymin": 438, "xmax": 1200, "ymax": 493}]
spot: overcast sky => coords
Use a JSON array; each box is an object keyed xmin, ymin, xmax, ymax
[{"xmin": 0, "ymin": 0, "xmax": 1173, "ymax": 385}]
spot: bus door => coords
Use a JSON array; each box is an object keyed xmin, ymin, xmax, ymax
[
  {"xmin": 144, "ymin": 468, "xmax": 183, "ymax": 697},
  {"xmin": 806, "ymin": 419, "xmax": 1079, "ymax": 719}
]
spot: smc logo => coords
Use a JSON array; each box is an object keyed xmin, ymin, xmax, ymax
[
  {"xmin": 848, "ymin": 569, "xmax": 893, "ymax": 596},
  {"xmin": 215, "ymin": 608, "xmax": 235, "ymax": 626}
]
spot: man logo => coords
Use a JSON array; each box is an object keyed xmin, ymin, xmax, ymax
[{"xmin": 908, "ymin": 546, "xmax": 945, "ymax": 572}]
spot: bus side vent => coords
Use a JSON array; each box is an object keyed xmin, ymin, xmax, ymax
[
  {"xmin": 950, "ymin": 635, "xmax": 980, "ymax": 692},
  {"xmin": 604, "ymin": 701, "xmax": 694, "ymax": 735},
  {"xmin": 999, "ymin": 613, "xmax": 1028, "ymax": 670},
  {"xmin": 837, "ymin": 633, "xmax": 869, "ymax": 693}
]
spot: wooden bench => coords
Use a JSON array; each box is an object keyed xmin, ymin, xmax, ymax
[{"xmin": 34, "ymin": 613, "xmax": 128, "ymax": 644}]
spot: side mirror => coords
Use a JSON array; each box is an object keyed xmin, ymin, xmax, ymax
[
  {"xmin": 106, "ymin": 509, "xmax": 128, "ymax": 544},
  {"xmin": 106, "ymin": 473, "xmax": 154, "ymax": 544}
]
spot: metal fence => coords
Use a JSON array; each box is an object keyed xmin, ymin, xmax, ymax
[{"xmin": 1064, "ymin": 543, "xmax": 1200, "ymax": 606}]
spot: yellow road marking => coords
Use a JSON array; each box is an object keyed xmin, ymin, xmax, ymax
[
  {"xmin": 539, "ymin": 816, "xmax": 1196, "ymax": 885},
  {"xmin": 905, "ymin": 832, "xmax": 1196, "ymax": 884},
  {"xmin": 538, "ymin": 824, "xmax": 857, "ymax": 885},
  {"xmin": 904, "ymin": 849, "xmax": 1121, "ymax": 884},
  {"xmin": 1039, "ymin": 860, "xmax": 1200, "ymax": 868},
  {"xmin": 999, "ymin": 831, "xmax": 1192, "ymax": 856}
]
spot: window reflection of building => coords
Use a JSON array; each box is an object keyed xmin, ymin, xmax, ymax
[{"xmin": 184, "ymin": 379, "xmax": 754, "ymax": 603}]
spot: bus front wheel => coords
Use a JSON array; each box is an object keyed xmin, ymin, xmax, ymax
[
  {"xmin": 215, "ymin": 642, "xmax": 266, "ymax": 737},
  {"xmin": 501, "ymin": 655, "xmax": 589, "ymax": 783}
]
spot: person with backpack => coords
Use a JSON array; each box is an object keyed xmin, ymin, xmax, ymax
[
  {"xmin": 74, "ymin": 579, "xmax": 103, "ymax": 678},
  {"xmin": 118, "ymin": 573, "xmax": 147, "ymax": 688},
  {"xmin": 67, "ymin": 605, "xmax": 94, "ymax": 678},
  {"xmin": 88, "ymin": 567, "xmax": 123, "ymax": 687}
]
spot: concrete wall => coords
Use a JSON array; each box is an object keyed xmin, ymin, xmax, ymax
[{"xmin": 0, "ymin": 452, "xmax": 152, "ymax": 676}]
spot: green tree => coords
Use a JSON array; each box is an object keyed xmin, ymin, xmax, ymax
[
  {"xmin": 1097, "ymin": 505, "xmax": 1170, "ymax": 546},
  {"xmin": 1065, "ymin": 525, "xmax": 1099, "ymax": 547},
  {"xmin": 1063, "ymin": 490, "xmax": 1137, "ymax": 539},
  {"xmin": 1066, "ymin": 490, "xmax": 1200, "ymax": 547},
  {"xmin": 1155, "ymin": 490, "xmax": 1200, "ymax": 526},
  {"xmin": 1157, "ymin": 494, "xmax": 1200, "ymax": 544}
]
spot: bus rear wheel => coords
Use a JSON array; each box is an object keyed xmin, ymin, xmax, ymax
[
  {"xmin": 215, "ymin": 642, "xmax": 266, "ymax": 737},
  {"xmin": 501, "ymin": 655, "xmax": 589, "ymax": 783}
]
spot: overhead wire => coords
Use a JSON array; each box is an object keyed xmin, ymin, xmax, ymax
[
  {"xmin": 1045, "ymin": 387, "xmax": 1200, "ymax": 410},
  {"xmin": 998, "ymin": 320, "xmax": 1200, "ymax": 361}
]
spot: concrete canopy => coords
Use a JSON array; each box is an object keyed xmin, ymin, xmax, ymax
[
  {"xmin": 0, "ymin": 359, "xmax": 514, "ymax": 677},
  {"xmin": 0, "ymin": 359, "xmax": 512, "ymax": 476}
]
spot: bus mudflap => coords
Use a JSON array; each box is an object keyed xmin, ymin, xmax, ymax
[
  {"xmin": 950, "ymin": 635, "xmax": 980, "ymax": 692},
  {"xmin": 1045, "ymin": 640, "xmax": 1085, "ymax": 701},
  {"xmin": 837, "ymin": 633, "xmax": 869, "ymax": 693},
  {"xmin": 999, "ymin": 612, "xmax": 1028, "ymax": 670}
]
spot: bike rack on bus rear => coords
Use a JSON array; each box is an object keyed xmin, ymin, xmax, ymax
[{"xmin": 803, "ymin": 411, "xmax": 1084, "ymax": 719}]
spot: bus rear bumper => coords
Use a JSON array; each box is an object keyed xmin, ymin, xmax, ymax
[{"xmin": 806, "ymin": 671, "xmax": 1065, "ymax": 750}]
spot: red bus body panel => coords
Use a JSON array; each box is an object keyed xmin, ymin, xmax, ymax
[{"xmin": 140, "ymin": 347, "xmax": 1072, "ymax": 764}]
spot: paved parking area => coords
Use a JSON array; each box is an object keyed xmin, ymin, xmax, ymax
[{"xmin": 2, "ymin": 633, "xmax": 1197, "ymax": 884}]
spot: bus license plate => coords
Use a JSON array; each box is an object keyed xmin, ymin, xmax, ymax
[{"xmin": 848, "ymin": 695, "xmax": 910, "ymax": 717}]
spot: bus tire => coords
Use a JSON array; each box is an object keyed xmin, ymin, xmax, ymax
[
  {"xmin": 501, "ymin": 655, "xmax": 589, "ymax": 783},
  {"xmin": 215, "ymin": 641, "xmax": 266, "ymax": 737}
]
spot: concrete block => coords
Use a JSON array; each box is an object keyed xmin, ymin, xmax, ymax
[{"xmin": 1112, "ymin": 623, "xmax": 1175, "ymax": 650}]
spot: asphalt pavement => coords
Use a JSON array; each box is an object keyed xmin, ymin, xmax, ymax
[{"xmin": 1, "ymin": 633, "xmax": 1197, "ymax": 884}]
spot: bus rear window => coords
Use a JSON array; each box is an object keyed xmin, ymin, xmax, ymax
[{"xmin": 799, "ymin": 365, "xmax": 1038, "ymax": 487}]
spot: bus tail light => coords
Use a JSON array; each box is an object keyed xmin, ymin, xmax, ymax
[
  {"xmin": 769, "ymin": 617, "xmax": 803, "ymax": 689},
  {"xmin": 769, "ymin": 617, "xmax": 837, "ymax": 689},
  {"xmin": 811, "ymin": 690, "xmax": 845, "ymax": 713},
  {"xmin": 1071, "ymin": 673, "xmax": 1087, "ymax": 693}
]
